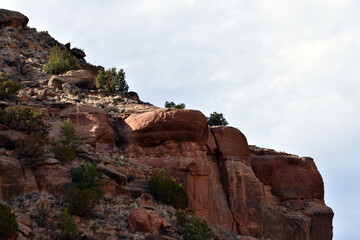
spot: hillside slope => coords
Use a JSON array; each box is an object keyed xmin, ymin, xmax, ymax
[{"xmin": 0, "ymin": 9, "xmax": 333, "ymax": 240}]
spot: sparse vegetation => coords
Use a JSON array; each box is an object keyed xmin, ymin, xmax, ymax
[
  {"xmin": 64, "ymin": 187, "xmax": 100, "ymax": 217},
  {"xmin": 56, "ymin": 208, "xmax": 82, "ymax": 240},
  {"xmin": 176, "ymin": 210, "xmax": 213, "ymax": 240},
  {"xmin": 35, "ymin": 203, "xmax": 51, "ymax": 228},
  {"xmin": 206, "ymin": 111, "xmax": 228, "ymax": 126},
  {"xmin": 52, "ymin": 119, "xmax": 79, "ymax": 162},
  {"xmin": 0, "ymin": 202, "xmax": 18, "ymax": 240},
  {"xmin": 70, "ymin": 163, "xmax": 103, "ymax": 196},
  {"xmin": 95, "ymin": 67, "xmax": 129, "ymax": 93},
  {"xmin": 64, "ymin": 163, "xmax": 103, "ymax": 216},
  {"xmin": 149, "ymin": 170, "xmax": 189, "ymax": 209},
  {"xmin": 0, "ymin": 106, "xmax": 50, "ymax": 137},
  {"xmin": 44, "ymin": 45, "xmax": 77, "ymax": 74},
  {"xmin": 16, "ymin": 132, "xmax": 45, "ymax": 166},
  {"xmin": 164, "ymin": 101, "xmax": 186, "ymax": 109},
  {"xmin": 183, "ymin": 215, "xmax": 213, "ymax": 240},
  {"xmin": 0, "ymin": 72, "xmax": 20, "ymax": 100}
]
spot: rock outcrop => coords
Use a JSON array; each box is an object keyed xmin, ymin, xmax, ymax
[
  {"xmin": 0, "ymin": 9, "xmax": 332, "ymax": 240},
  {"xmin": 0, "ymin": 9, "xmax": 28, "ymax": 30}
]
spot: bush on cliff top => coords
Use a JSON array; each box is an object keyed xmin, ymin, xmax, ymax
[
  {"xmin": 0, "ymin": 202, "xmax": 18, "ymax": 240},
  {"xmin": 164, "ymin": 101, "xmax": 186, "ymax": 109},
  {"xmin": 96, "ymin": 67, "xmax": 129, "ymax": 93},
  {"xmin": 0, "ymin": 72, "xmax": 20, "ymax": 100},
  {"xmin": 149, "ymin": 170, "xmax": 189, "ymax": 209},
  {"xmin": 44, "ymin": 45, "xmax": 77, "ymax": 74},
  {"xmin": 206, "ymin": 111, "xmax": 228, "ymax": 126}
]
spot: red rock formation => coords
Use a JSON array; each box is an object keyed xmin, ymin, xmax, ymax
[
  {"xmin": 57, "ymin": 105, "xmax": 117, "ymax": 152},
  {"xmin": 117, "ymin": 108, "xmax": 234, "ymax": 232},
  {"xmin": 0, "ymin": 156, "xmax": 38, "ymax": 200},
  {"xmin": 128, "ymin": 208, "xmax": 164, "ymax": 233}
]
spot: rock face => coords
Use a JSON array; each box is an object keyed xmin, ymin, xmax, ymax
[
  {"xmin": 55, "ymin": 105, "xmax": 117, "ymax": 152},
  {"xmin": 117, "ymin": 108, "xmax": 333, "ymax": 239},
  {"xmin": 250, "ymin": 149, "xmax": 324, "ymax": 202},
  {"xmin": 0, "ymin": 9, "xmax": 333, "ymax": 240},
  {"xmin": 0, "ymin": 156, "xmax": 38, "ymax": 200},
  {"xmin": 0, "ymin": 9, "xmax": 29, "ymax": 29}
]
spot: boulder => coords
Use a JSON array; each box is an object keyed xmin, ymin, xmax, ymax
[
  {"xmin": 16, "ymin": 214, "xmax": 32, "ymax": 227},
  {"xmin": 96, "ymin": 164, "xmax": 127, "ymax": 186},
  {"xmin": 48, "ymin": 69, "xmax": 95, "ymax": 89},
  {"xmin": 0, "ymin": 9, "xmax": 29, "ymax": 29},
  {"xmin": 128, "ymin": 208, "xmax": 163, "ymax": 233},
  {"xmin": 117, "ymin": 108, "xmax": 209, "ymax": 149},
  {"xmin": 70, "ymin": 48, "xmax": 86, "ymax": 59}
]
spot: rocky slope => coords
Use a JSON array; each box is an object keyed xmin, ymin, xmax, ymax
[{"xmin": 0, "ymin": 9, "xmax": 333, "ymax": 240}]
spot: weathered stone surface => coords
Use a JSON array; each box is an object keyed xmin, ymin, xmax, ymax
[
  {"xmin": 117, "ymin": 108, "xmax": 209, "ymax": 149},
  {"xmin": 128, "ymin": 208, "xmax": 163, "ymax": 233},
  {"xmin": 0, "ymin": 130, "xmax": 27, "ymax": 149},
  {"xmin": 118, "ymin": 109, "xmax": 234, "ymax": 232},
  {"xmin": 0, "ymin": 9, "xmax": 29, "ymax": 29},
  {"xmin": 211, "ymin": 126, "xmax": 269, "ymax": 236},
  {"xmin": 35, "ymin": 161, "xmax": 71, "ymax": 196},
  {"xmin": 97, "ymin": 164, "xmax": 127, "ymax": 186},
  {"xmin": 250, "ymin": 152, "xmax": 324, "ymax": 201},
  {"xmin": 57, "ymin": 105, "xmax": 117, "ymax": 152},
  {"xmin": 48, "ymin": 70, "xmax": 95, "ymax": 89},
  {"xmin": 304, "ymin": 201, "xmax": 334, "ymax": 240},
  {"xmin": 18, "ymin": 222, "xmax": 31, "ymax": 236},
  {"xmin": 0, "ymin": 156, "xmax": 38, "ymax": 200},
  {"xmin": 16, "ymin": 214, "xmax": 32, "ymax": 226},
  {"xmin": 211, "ymin": 126, "xmax": 250, "ymax": 165}
]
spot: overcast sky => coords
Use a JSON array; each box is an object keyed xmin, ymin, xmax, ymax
[{"xmin": 1, "ymin": 1, "xmax": 359, "ymax": 239}]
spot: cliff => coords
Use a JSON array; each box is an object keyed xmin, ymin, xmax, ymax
[{"xmin": 0, "ymin": 9, "xmax": 333, "ymax": 240}]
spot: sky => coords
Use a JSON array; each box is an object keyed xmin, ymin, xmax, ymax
[{"xmin": 1, "ymin": 1, "xmax": 359, "ymax": 239}]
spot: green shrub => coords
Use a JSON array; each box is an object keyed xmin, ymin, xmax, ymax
[
  {"xmin": 70, "ymin": 163, "xmax": 103, "ymax": 196},
  {"xmin": 35, "ymin": 203, "xmax": 51, "ymax": 228},
  {"xmin": 149, "ymin": 170, "xmax": 189, "ymax": 209},
  {"xmin": 44, "ymin": 45, "xmax": 77, "ymax": 74},
  {"xmin": 56, "ymin": 208, "xmax": 82, "ymax": 240},
  {"xmin": 0, "ymin": 202, "xmax": 18, "ymax": 240},
  {"xmin": 183, "ymin": 215, "xmax": 213, "ymax": 240},
  {"xmin": 164, "ymin": 101, "xmax": 185, "ymax": 109},
  {"xmin": 64, "ymin": 187, "xmax": 100, "ymax": 217},
  {"xmin": 16, "ymin": 132, "xmax": 45, "ymax": 166},
  {"xmin": 52, "ymin": 119, "xmax": 79, "ymax": 162},
  {"xmin": 175, "ymin": 210, "xmax": 188, "ymax": 228},
  {"xmin": 64, "ymin": 163, "xmax": 103, "ymax": 216},
  {"xmin": 0, "ymin": 106, "xmax": 50, "ymax": 137},
  {"xmin": 96, "ymin": 67, "xmax": 129, "ymax": 93},
  {"xmin": 206, "ymin": 111, "xmax": 228, "ymax": 126},
  {"xmin": 0, "ymin": 73, "xmax": 20, "ymax": 100}
]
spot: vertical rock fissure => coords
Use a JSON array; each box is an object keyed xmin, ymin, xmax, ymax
[{"xmin": 210, "ymin": 129, "xmax": 240, "ymax": 233}]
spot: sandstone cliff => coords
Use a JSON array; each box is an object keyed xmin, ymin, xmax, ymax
[{"xmin": 0, "ymin": 9, "xmax": 333, "ymax": 240}]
